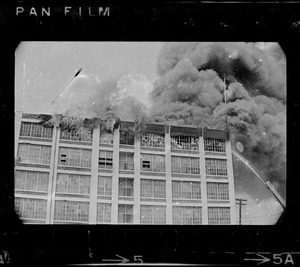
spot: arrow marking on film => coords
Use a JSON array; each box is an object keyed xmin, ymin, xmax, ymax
[
  {"xmin": 244, "ymin": 253, "xmax": 270, "ymax": 265},
  {"xmin": 102, "ymin": 254, "xmax": 130, "ymax": 264}
]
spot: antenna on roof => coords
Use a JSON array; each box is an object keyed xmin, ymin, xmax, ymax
[{"xmin": 51, "ymin": 67, "xmax": 83, "ymax": 105}]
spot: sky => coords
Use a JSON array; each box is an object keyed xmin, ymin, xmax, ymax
[{"xmin": 15, "ymin": 41, "xmax": 285, "ymax": 224}]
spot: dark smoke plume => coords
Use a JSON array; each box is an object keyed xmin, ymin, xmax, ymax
[{"xmin": 149, "ymin": 42, "xmax": 286, "ymax": 197}]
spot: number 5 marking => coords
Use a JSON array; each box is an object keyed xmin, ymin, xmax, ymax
[{"xmin": 134, "ymin": 255, "xmax": 143, "ymax": 263}]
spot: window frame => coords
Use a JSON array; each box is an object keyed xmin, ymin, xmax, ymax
[
  {"xmin": 204, "ymin": 138, "xmax": 226, "ymax": 153},
  {"xmin": 205, "ymin": 158, "xmax": 228, "ymax": 176},
  {"xmin": 140, "ymin": 179, "xmax": 166, "ymax": 198},
  {"xmin": 99, "ymin": 150, "xmax": 113, "ymax": 169},
  {"xmin": 18, "ymin": 143, "xmax": 51, "ymax": 165},
  {"xmin": 58, "ymin": 147, "xmax": 92, "ymax": 168},
  {"xmin": 118, "ymin": 178, "xmax": 134, "ymax": 197},
  {"xmin": 172, "ymin": 206, "xmax": 202, "ymax": 225},
  {"xmin": 119, "ymin": 152, "xmax": 134, "ymax": 171},
  {"xmin": 140, "ymin": 132, "xmax": 165, "ymax": 148},
  {"xmin": 172, "ymin": 180, "xmax": 201, "ymax": 200},
  {"xmin": 15, "ymin": 170, "xmax": 49, "ymax": 192},
  {"xmin": 20, "ymin": 122, "xmax": 53, "ymax": 139},
  {"xmin": 141, "ymin": 154, "xmax": 165, "ymax": 173},
  {"xmin": 97, "ymin": 203, "xmax": 112, "ymax": 223},
  {"xmin": 171, "ymin": 135, "xmax": 199, "ymax": 151},
  {"xmin": 171, "ymin": 156, "xmax": 200, "ymax": 174},
  {"xmin": 118, "ymin": 204, "xmax": 133, "ymax": 224},
  {"xmin": 140, "ymin": 205, "xmax": 166, "ymax": 224},
  {"xmin": 98, "ymin": 176, "xmax": 112, "ymax": 196}
]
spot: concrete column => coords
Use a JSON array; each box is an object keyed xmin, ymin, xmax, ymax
[
  {"xmin": 48, "ymin": 126, "xmax": 60, "ymax": 224},
  {"xmin": 111, "ymin": 128, "xmax": 120, "ymax": 224},
  {"xmin": 89, "ymin": 126, "xmax": 100, "ymax": 224},
  {"xmin": 133, "ymin": 133, "xmax": 141, "ymax": 224},
  {"xmin": 14, "ymin": 111, "xmax": 22, "ymax": 158},
  {"xmin": 165, "ymin": 126, "xmax": 172, "ymax": 224},
  {"xmin": 199, "ymin": 133, "xmax": 208, "ymax": 224},
  {"xmin": 226, "ymin": 140, "xmax": 236, "ymax": 225}
]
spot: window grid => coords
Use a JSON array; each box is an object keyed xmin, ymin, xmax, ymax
[
  {"xmin": 118, "ymin": 204, "xmax": 133, "ymax": 224},
  {"xmin": 15, "ymin": 170, "xmax": 49, "ymax": 192},
  {"xmin": 171, "ymin": 156, "xmax": 200, "ymax": 174},
  {"xmin": 140, "ymin": 133, "xmax": 165, "ymax": 148},
  {"xmin": 204, "ymin": 138, "xmax": 226, "ymax": 152},
  {"xmin": 100, "ymin": 131, "xmax": 114, "ymax": 144},
  {"xmin": 207, "ymin": 183, "xmax": 229, "ymax": 200},
  {"xmin": 15, "ymin": 198, "xmax": 47, "ymax": 220},
  {"xmin": 171, "ymin": 135, "xmax": 199, "ymax": 150},
  {"xmin": 60, "ymin": 128, "xmax": 93, "ymax": 142},
  {"xmin": 58, "ymin": 147, "xmax": 92, "ymax": 168},
  {"xmin": 20, "ymin": 122, "xmax": 53, "ymax": 139},
  {"xmin": 141, "ymin": 154, "xmax": 165, "ymax": 172},
  {"xmin": 56, "ymin": 174, "xmax": 90, "ymax": 195},
  {"xmin": 172, "ymin": 206, "xmax": 202, "ymax": 225},
  {"xmin": 140, "ymin": 205, "xmax": 166, "ymax": 224},
  {"xmin": 18, "ymin": 144, "xmax": 51, "ymax": 165},
  {"xmin": 205, "ymin": 158, "xmax": 228, "ymax": 176},
  {"xmin": 119, "ymin": 152, "xmax": 134, "ymax": 170},
  {"xmin": 208, "ymin": 207, "xmax": 230, "ymax": 225},
  {"xmin": 172, "ymin": 181, "xmax": 201, "ymax": 200},
  {"xmin": 97, "ymin": 203, "xmax": 111, "ymax": 223},
  {"xmin": 98, "ymin": 176, "xmax": 112, "ymax": 196},
  {"xmin": 140, "ymin": 179, "xmax": 166, "ymax": 198},
  {"xmin": 120, "ymin": 130, "xmax": 134, "ymax": 145},
  {"xmin": 54, "ymin": 200, "xmax": 89, "ymax": 222},
  {"xmin": 99, "ymin": 150, "xmax": 113, "ymax": 169},
  {"xmin": 119, "ymin": 178, "xmax": 134, "ymax": 197}
]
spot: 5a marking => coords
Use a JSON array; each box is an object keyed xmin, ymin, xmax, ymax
[{"xmin": 245, "ymin": 253, "xmax": 295, "ymax": 265}]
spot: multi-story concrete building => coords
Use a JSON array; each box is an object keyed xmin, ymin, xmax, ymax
[{"xmin": 14, "ymin": 111, "xmax": 236, "ymax": 225}]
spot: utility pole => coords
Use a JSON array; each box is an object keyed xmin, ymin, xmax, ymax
[{"xmin": 235, "ymin": 198, "xmax": 247, "ymax": 225}]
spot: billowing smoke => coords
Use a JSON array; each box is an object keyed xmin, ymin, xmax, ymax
[
  {"xmin": 149, "ymin": 42, "xmax": 286, "ymax": 198},
  {"xmin": 43, "ymin": 73, "xmax": 150, "ymax": 132}
]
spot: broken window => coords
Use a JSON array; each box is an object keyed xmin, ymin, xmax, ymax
[
  {"xmin": 99, "ymin": 150, "xmax": 113, "ymax": 169},
  {"xmin": 141, "ymin": 154, "xmax": 165, "ymax": 172}
]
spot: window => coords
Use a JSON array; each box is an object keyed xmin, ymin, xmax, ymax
[
  {"xmin": 172, "ymin": 206, "xmax": 202, "ymax": 225},
  {"xmin": 172, "ymin": 181, "xmax": 201, "ymax": 200},
  {"xmin": 171, "ymin": 136, "xmax": 199, "ymax": 150},
  {"xmin": 56, "ymin": 174, "xmax": 90, "ymax": 195},
  {"xmin": 118, "ymin": 204, "xmax": 133, "ymax": 223},
  {"xmin": 140, "ymin": 133, "xmax": 165, "ymax": 148},
  {"xmin": 20, "ymin": 122, "xmax": 53, "ymax": 139},
  {"xmin": 60, "ymin": 128, "xmax": 93, "ymax": 142},
  {"xmin": 140, "ymin": 179, "xmax": 166, "ymax": 198},
  {"xmin": 119, "ymin": 152, "xmax": 134, "ymax": 170},
  {"xmin": 58, "ymin": 147, "xmax": 92, "ymax": 168},
  {"xmin": 205, "ymin": 158, "xmax": 228, "ymax": 176},
  {"xmin": 119, "ymin": 178, "xmax": 134, "ymax": 197},
  {"xmin": 208, "ymin": 207, "xmax": 230, "ymax": 224},
  {"xmin": 99, "ymin": 150, "xmax": 113, "ymax": 169},
  {"xmin": 140, "ymin": 205, "xmax": 166, "ymax": 224},
  {"xmin": 98, "ymin": 176, "xmax": 112, "ymax": 196},
  {"xmin": 100, "ymin": 131, "xmax": 114, "ymax": 144},
  {"xmin": 141, "ymin": 154, "xmax": 165, "ymax": 172},
  {"xmin": 207, "ymin": 183, "xmax": 229, "ymax": 200},
  {"xmin": 120, "ymin": 130, "xmax": 134, "ymax": 145},
  {"xmin": 171, "ymin": 156, "xmax": 200, "ymax": 174},
  {"xmin": 18, "ymin": 144, "xmax": 51, "ymax": 164},
  {"xmin": 15, "ymin": 170, "xmax": 49, "ymax": 192},
  {"xmin": 54, "ymin": 200, "xmax": 89, "ymax": 222},
  {"xmin": 15, "ymin": 198, "xmax": 47, "ymax": 220},
  {"xmin": 97, "ymin": 203, "xmax": 111, "ymax": 223},
  {"xmin": 204, "ymin": 138, "xmax": 226, "ymax": 152}
]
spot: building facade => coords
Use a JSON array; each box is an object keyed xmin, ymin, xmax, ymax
[{"xmin": 14, "ymin": 112, "xmax": 236, "ymax": 225}]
